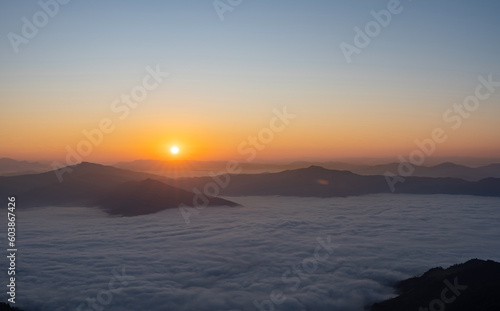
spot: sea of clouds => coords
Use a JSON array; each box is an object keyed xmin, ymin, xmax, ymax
[{"xmin": 3, "ymin": 194, "xmax": 500, "ymax": 311}]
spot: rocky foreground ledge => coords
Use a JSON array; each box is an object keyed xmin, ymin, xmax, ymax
[
  {"xmin": 369, "ymin": 259, "xmax": 500, "ymax": 311},
  {"xmin": 0, "ymin": 302, "xmax": 22, "ymax": 311}
]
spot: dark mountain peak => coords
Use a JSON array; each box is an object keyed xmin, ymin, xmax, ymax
[
  {"xmin": 460, "ymin": 258, "xmax": 495, "ymax": 268},
  {"xmin": 420, "ymin": 266, "xmax": 444, "ymax": 278},
  {"xmin": 66, "ymin": 162, "xmax": 110, "ymax": 174},
  {"xmin": 282, "ymin": 165, "xmax": 356, "ymax": 179},
  {"xmin": 73, "ymin": 162, "xmax": 105, "ymax": 168},
  {"xmin": 306, "ymin": 165, "xmax": 328, "ymax": 170},
  {"xmin": 69, "ymin": 162, "xmax": 137, "ymax": 177},
  {"xmin": 298, "ymin": 165, "xmax": 355, "ymax": 177}
]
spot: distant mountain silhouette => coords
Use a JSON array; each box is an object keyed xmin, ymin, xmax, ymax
[
  {"xmin": 351, "ymin": 162, "xmax": 500, "ymax": 181},
  {"xmin": 172, "ymin": 165, "xmax": 389, "ymax": 197},
  {"xmin": 0, "ymin": 158, "xmax": 50, "ymax": 176},
  {"xmin": 113, "ymin": 159, "xmax": 500, "ymax": 181},
  {"xmin": 1, "ymin": 163, "xmax": 498, "ymax": 216},
  {"xmin": 169, "ymin": 165, "xmax": 500, "ymax": 198},
  {"xmin": 370, "ymin": 259, "xmax": 500, "ymax": 311},
  {"xmin": 478, "ymin": 163, "xmax": 500, "ymax": 178},
  {"xmin": 113, "ymin": 159, "xmax": 296, "ymax": 177},
  {"xmin": 0, "ymin": 162, "xmax": 238, "ymax": 216}
]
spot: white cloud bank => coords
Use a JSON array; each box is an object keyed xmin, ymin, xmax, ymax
[{"xmin": 2, "ymin": 194, "xmax": 500, "ymax": 311}]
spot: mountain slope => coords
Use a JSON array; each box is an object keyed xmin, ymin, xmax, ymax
[
  {"xmin": 0, "ymin": 162, "xmax": 159, "ymax": 207},
  {"xmin": 0, "ymin": 162, "xmax": 238, "ymax": 216},
  {"xmin": 95, "ymin": 178, "xmax": 238, "ymax": 216},
  {"xmin": 169, "ymin": 165, "xmax": 500, "ymax": 198}
]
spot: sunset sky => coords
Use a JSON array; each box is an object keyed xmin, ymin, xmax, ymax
[{"xmin": 1, "ymin": 0, "xmax": 499, "ymax": 163}]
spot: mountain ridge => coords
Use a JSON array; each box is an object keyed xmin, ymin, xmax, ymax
[
  {"xmin": 1, "ymin": 163, "xmax": 498, "ymax": 217},
  {"xmin": 112, "ymin": 159, "xmax": 500, "ymax": 181},
  {"xmin": 0, "ymin": 162, "xmax": 237, "ymax": 216},
  {"xmin": 168, "ymin": 164, "xmax": 500, "ymax": 198}
]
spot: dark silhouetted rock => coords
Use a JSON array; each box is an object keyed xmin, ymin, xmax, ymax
[
  {"xmin": 370, "ymin": 259, "xmax": 500, "ymax": 311},
  {"xmin": 0, "ymin": 302, "xmax": 23, "ymax": 311}
]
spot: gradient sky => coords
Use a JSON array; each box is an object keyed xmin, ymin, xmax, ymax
[{"xmin": 1, "ymin": 0, "xmax": 499, "ymax": 163}]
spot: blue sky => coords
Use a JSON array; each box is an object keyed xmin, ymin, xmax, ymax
[{"xmin": 1, "ymin": 0, "xmax": 499, "ymax": 161}]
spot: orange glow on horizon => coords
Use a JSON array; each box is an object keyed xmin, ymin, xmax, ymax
[{"xmin": 2, "ymin": 103, "xmax": 500, "ymax": 164}]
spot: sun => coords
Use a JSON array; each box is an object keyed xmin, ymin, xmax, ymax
[{"xmin": 170, "ymin": 146, "xmax": 180, "ymax": 154}]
